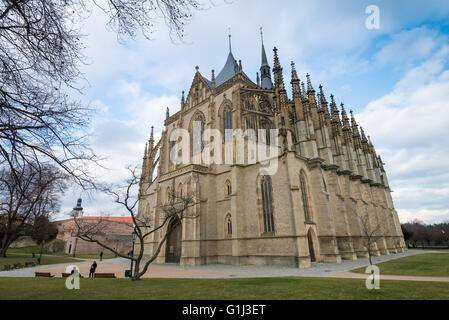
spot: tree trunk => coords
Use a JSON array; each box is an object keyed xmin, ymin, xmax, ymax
[
  {"xmin": 133, "ymin": 259, "xmax": 141, "ymax": 281},
  {"xmin": 0, "ymin": 231, "xmax": 11, "ymax": 257}
]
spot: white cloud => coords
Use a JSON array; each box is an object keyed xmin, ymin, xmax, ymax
[{"xmin": 357, "ymin": 45, "xmax": 449, "ymax": 224}]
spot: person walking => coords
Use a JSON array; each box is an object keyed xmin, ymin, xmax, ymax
[
  {"xmin": 89, "ymin": 261, "xmax": 97, "ymax": 278},
  {"xmin": 99, "ymin": 251, "xmax": 103, "ymax": 262}
]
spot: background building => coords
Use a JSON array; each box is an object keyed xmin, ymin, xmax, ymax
[{"xmin": 56, "ymin": 199, "xmax": 133, "ymax": 255}]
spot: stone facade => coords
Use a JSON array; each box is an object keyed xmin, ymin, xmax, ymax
[{"xmin": 136, "ymin": 39, "xmax": 406, "ymax": 268}]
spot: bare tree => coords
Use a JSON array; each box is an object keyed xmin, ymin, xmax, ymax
[
  {"xmin": 96, "ymin": 0, "xmax": 204, "ymax": 42},
  {"xmin": 72, "ymin": 166, "xmax": 198, "ymax": 280},
  {"xmin": 359, "ymin": 212, "xmax": 381, "ymax": 265},
  {"xmin": 0, "ymin": 0, "xmax": 208, "ymax": 188},
  {"xmin": 0, "ymin": 161, "xmax": 68, "ymax": 257}
]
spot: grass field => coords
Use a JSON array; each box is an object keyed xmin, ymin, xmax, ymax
[
  {"xmin": 0, "ymin": 253, "xmax": 81, "ymax": 270},
  {"xmin": 0, "ymin": 276, "xmax": 448, "ymax": 300},
  {"xmin": 351, "ymin": 253, "xmax": 449, "ymax": 277},
  {"xmin": 1, "ymin": 246, "xmax": 115, "ymax": 270}
]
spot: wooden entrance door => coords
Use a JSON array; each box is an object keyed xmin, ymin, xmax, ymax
[
  {"xmin": 307, "ymin": 230, "xmax": 316, "ymax": 262},
  {"xmin": 165, "ymin": 220, "xmax": 182, "ymax": 263}
]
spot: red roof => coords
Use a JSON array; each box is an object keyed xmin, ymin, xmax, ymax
[{"xmin": 79, "ymin": 216, "xmax": 133, "ymax": 224}]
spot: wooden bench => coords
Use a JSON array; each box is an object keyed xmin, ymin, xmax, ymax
[
  {"xmin": 62, "ymin": 272, "xmax": 84, "ymax": 278},
  {"xmin": 94, "ymin": 273, "xmax": 116, "ymax": 278},
  {"xmin": 3, "ymin": 264, "xmax": 12, "ymax": 271},
  {"xmin": 35, "ymin": 272, "xmax": 54, "ymax": 277}
]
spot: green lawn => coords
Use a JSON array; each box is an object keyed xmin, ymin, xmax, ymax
[
  {"xmin": 3, "ymin": 246, "xmax": 115, "ymax": 268},
  {"xmin": 0, "ymin": 277, "xmax": 448, "ymax": 300},
  {"xmin": 352, "ymin": 253, "xmax": 449, "ymax": 277},
  {"xmin": 0, "ymin": 253, "xmax": 81, "ymax": 270}
]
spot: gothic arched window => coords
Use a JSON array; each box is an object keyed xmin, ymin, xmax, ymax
[
  {"xmin": 300, "ymin": 171, "xmax": 313, "ymax": 222},
  {"xmin": 166, "ymin": 187, "xmax": 172, "ymax": 204},
  {"xmin": 177, "ymin": 183, "xmax": 183, "ymax": 199},
  {"xmin": 224, "ymin": 179, "xmax": 232, "ymax": 197},
  {"xmin": 191, "ymin": 112, "xmax": 205, "ymax": 156},
  {"xmin": 223, "ymin": 106, "xmax": 232, "ymax": 142},
  {"xmin": 225, "ymin": 213, "xmax": 232, "ymax": 237},
  {"xmin": 260, "ymin": 175, "xmax": 274, "ymax": 233}
]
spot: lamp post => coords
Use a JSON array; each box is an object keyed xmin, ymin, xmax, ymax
[
  {"xmin": 38, "ymin": 239, "xmax": 45, "ymax": 264},
  {"xmin": 129, "ymin": 227, "xmax": 137, "ymax": 278}
]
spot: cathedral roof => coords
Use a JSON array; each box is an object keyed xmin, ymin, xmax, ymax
[{"xmin": 213, "ymin": 50, "xmax": 251, "ymax": 87}]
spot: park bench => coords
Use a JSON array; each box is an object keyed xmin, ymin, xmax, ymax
[
  {"xmin": 35, "ymin": 272, "xmax": 54, "ymax": 277},
  {"xmin": 94, "ymin": 273, "xmax": 116, "ymax": 278},
  {"xmin": 62, "ymin": 272, "xmax": 84, "ymax": 278},
  {"xmin": 3, "ymin": 264, "xmax": 12, "ymax": 271},
  {"xmin": 13, "ymin": 263, "xmax": 23, "ymax": 269}
]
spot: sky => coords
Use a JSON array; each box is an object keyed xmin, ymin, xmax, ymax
[{"xmin": 57, "ymin": 0, "xmax": 449, "ymax": 225}]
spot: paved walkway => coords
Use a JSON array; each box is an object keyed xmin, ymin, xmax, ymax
[{"xmin": 1, "ymin": 249, "xmax": 440, "ymax": 280}]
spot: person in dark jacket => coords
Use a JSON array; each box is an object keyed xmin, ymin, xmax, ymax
[
  {"xmin": 89, "ymin": 261, "xmax": 97, "ymax": 278},
  {"xmin": 99, "ymin": 251, "xmax": 103, "ymax": 261}
]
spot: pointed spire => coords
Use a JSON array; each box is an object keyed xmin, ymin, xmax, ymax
[
  {"xmin": 148, "ymin": 125, "xmax": 155, "ymax": 150},
  {"xmin": 350, "ymin": 110, "xmax": 359, "ymax": 133},
  {"xmin": 318, "ymin": 85, "xmax": 331, "ymax": 124},
  {"xmin": 166, "ymin": 107, "xmax": 169, "ymax": 120},
  {"xmin": 319, "ymin": 85, "xmax": 327, "ymax": 105},
  {"xmin": 291, "ymin": 61, "xmax": 300, "ymax": 99},
  {"xmin": 256, "ymin": 72, "xmax": 260, "ymax": 87},
  {"xmin": 367, "ymin": 135, "xmax": 376, "ymax": 154},
  {"xmin": 272, "ymin": 47, "xmax": 285, "ymax": 91},
  {"xmin": 360, "ymin": 126, "xmax": 368, "ymax": 143},
  {"xmin": 330, "ymin": 95, "xmax": 341, "ymax": 122},
  {"xmin": 211, "ymin": 69, "xmax": 216, "ymax": 88},
  {"xmin": 350, "ymin": 110, "xmax": 362, "ymax": 148},
  {"xmin": 341, "ymin": 103, "xmax": 350, "ymax": 130},
  {"xmin": 228, "ymin": 27, "xmax": 232, "ymax": 53},
  {"xmin": 259, "ymin": 27, "xmax": 273, "ymax": 89},
  {"xmin": 306, "ymin": 73, "xmax": 317, "ymax": 106},
  {"xmin": 260, "ymin": 27, "xmax": 269, "ymax": 67},
  {"xmin": 238, "ymin": 60, "xmax": 242, "ymax": 74},
  {"xmin": 301, "ymin": 81, "xmax": 307, "ymax": 101},
  {"xmin": 306, "ymin": 73, "xmax": 315, "ymax": 93},
  {"xmin": 181, "ymin": 90, "xmax": 185, "ymax": 108}
]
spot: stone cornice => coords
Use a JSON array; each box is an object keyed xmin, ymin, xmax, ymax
[
  {"xmin": 159, "ymin": 164, "xmax": 208, "ymax": 182},
  {"xmin": 321, "ymin": 163, "xmax": 339, "ymax": 171},
  {"xmin": 307, "ymin": 157, "xmax": 325, "ymax": 169},
  {"xmin": 337, "ymin": 169, "xmax": 352, "ymax": 175},
  {"xmin": 349, "ymin": 173, "xmax": 363, "ymax": 180}
]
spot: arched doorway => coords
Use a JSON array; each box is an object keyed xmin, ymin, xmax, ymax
[
  {"xmin": 307, "ymin": 229, "xmax": 316, "ymax": 262},
  {"xmin": 165, "ymin": 218, "xmax": 182, "ymax": 263}
]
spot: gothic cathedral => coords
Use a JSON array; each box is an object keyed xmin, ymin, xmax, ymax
[{"xmin": 137, "ymin": 34, "xmax": 406, "ymax": 268}]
